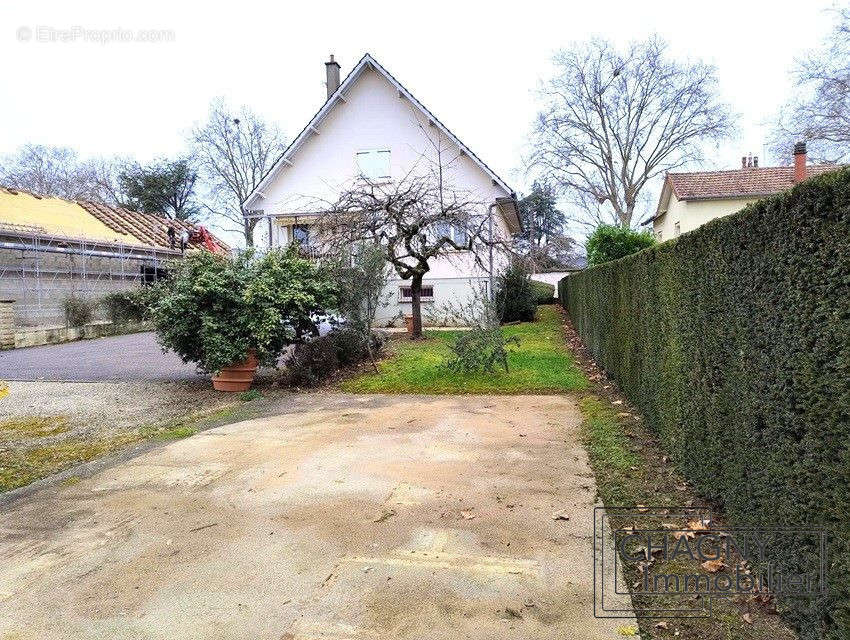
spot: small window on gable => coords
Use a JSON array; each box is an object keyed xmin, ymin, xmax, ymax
[
  {"xmin": 674, "ymin": 222, "xmax": 681, "ymax": 237},
  {"xmin": 399, "ymin": 284, "xmax": 434, "ymax": 302},
  {"xmin": 356, "ymin": 150, "xmax": 391, "ymax": 180},
  {"xmin": 656, "ymin": 230, "xmax": 663, "ymax": 240}
]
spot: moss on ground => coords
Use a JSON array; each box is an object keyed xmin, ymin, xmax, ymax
[{"xmin": 0, "ymin": 416, "xmax": 70, "ymax": 441}]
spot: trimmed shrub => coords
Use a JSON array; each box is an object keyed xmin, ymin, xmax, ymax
[
  {"xmin": 585, "ymin": 224, "xmax": 655, "ymax": 265},
  {"xmin": 63, "ymin": 295, "xmax": 95, "ymax": 327},
  {"xmin": 151, "ymin": 249, "xmax": 337, "ymax": 374},
  {"xmin": 530, "ymin": 280, "xmax": 556, "ymax": 305},
  {"xmin": 559, "ymin": 168, "xmax": 850, "ymax": 638},
  {"xmin": 102, "ymin": 289, "xmax": 149, "ymax": 325},
  {"xmin": 496, "ymin": 261, "xmax": 537, "ymax": 322}
]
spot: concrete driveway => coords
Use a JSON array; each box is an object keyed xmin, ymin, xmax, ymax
[{"xmin": 0, "ymin": 394, "xmax": 630, "ymax": 639}]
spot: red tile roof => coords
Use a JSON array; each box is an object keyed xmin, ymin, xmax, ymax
[{"xmin": 667, "ymin": 165, "xmax": 842, "ymax": 201}]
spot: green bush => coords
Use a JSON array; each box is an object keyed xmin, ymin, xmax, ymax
[
  {"xmin": 559, "ymin": 168, "xmax": 850, "ymax": 638},
  {"xmin": 63, "ymin": 295, "xmax": 95, "ymax": 327},
  {"xmin": 585, "ymin": 224, "xmax": 655, "ymax": 265},
  {"xmin": 530, "ymin": 280, "xmax": 556, "ymax": 304},
  {"xmin": 102, "ymin": 289, "xmax": 149, "ymax": 325},
  {"xmin": 151, "ymin": 248, "xmax": 337, "ymax": 374},
  {"xmin": 496, "ymin": 261, "xmax": 537, "ymax": 322}
]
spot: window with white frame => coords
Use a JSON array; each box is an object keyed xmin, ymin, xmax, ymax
[
  {"xmin": 674, "ymin": 222, "xmax": 681, "ymax": 237},
  {"xmin": 356, "ymin": 149, "xmax": 391, "ymax": 181},
  {"xmin": 399, "ymin": 284, "xmax": 434, "ymax": 302},
  {"xmin": 656, "ymin": 230, "xmax": 663, "ymax": 240},
  {"xmin": 431, "ymin": 222, "xmax": 468, "ymax": 248}
]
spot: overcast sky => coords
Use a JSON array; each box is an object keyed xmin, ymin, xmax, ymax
[{"xmin": 0, "ymin": 0, "xmax": 839, "ymax": 239}]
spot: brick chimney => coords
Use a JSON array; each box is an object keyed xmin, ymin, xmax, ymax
[
  {"xmin": 325, "ymin": 54, "xmax": 341, "ymax": 99},
  {"xmin": 793, "ymin": 141, "xmax": 807, "ymax": 183}
]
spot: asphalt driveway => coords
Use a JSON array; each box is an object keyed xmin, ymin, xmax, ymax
[
  {"xmin": 0, "ymin": 332, "xmax": 202, "ymax": 381},
  {"xmin": 0, "ymin": 394, "xmax": 632, "ymax": 639}
]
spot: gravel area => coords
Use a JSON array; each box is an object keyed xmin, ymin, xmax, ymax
[{"xmin": 0, "ymin": 380, "xmax": 239, "ymax": 438}]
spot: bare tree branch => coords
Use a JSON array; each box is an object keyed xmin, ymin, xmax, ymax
[
  {"xmin": 190, "ymin": 98, "xmax": 286, "ymax": 246},
  {"xmin": 769, "ymin": 7, "xmax": 850, "ymax": 163}
]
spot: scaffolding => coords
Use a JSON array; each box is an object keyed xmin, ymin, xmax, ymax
[{"xmin": 0, "ymin": 222, "xmax": 182, "ymax": 327}]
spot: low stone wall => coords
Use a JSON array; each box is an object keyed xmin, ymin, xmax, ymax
[
  {"xmin": 12, "ymin": 321, "xmax": 151, "ymax": 349},
  {"xmin": 0, "ymin": 301, "xmax": 150, "ymax": 349}
]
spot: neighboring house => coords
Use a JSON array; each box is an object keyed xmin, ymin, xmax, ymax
[
  {"xmin": 0, "ymin": 187, "xmax": 227, "ymax": 328},
  {"xmin": 644, "ymin": 143, "xmax": 842, "ymax": 240},
  {"xmin": 243, "ymin": 53, "xmax": 521, "ymax": 326}
]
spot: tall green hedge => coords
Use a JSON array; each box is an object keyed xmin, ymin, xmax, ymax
[{"xmin": 560, "ymin": 169, "xmax": 850, "ymax": 638}]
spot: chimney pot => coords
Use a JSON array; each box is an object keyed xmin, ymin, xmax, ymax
[
  {"xmin": 325, "ymin": 54, "xmax": 341, "ymax": 99},
  {"xmin": 753, "ymin": 155, "xmax": 758, "ymax": 168},
  {"xmin": 741, "ymin": 156, "xmax": 747, "ymax": 169},
  {"xmin": 793, "ymin": 141, "xmax": 807, "ymax": 183}
]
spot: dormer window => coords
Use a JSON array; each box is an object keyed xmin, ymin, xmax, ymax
[{"xmin": 356, "ymin": 150, "xmax": 391, "ymax": 181}]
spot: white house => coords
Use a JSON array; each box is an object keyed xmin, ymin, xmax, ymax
[{"xmin": 243, "ymin": 54, "xmax": 520, "ymax": 326}]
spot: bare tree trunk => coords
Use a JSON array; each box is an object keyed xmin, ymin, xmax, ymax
[
  {"xmin": 410, "ymin": 273, "xmax": 424, "ymax": 339},
  {"xmin": 244, "ymin": 218, "xmax": 255, "ymax": 247}
]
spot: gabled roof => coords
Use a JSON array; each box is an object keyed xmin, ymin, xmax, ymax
[
  {"xmin": 243, "ymin": 53, "xmax": 516, "ymax": 211},
  {"xmin": 78, "ymin": 201, "xmax": 229, "ymax": 252},
  {"xmin": 0, "ymin": 186, "xmax": 228, "ymax": 252}
]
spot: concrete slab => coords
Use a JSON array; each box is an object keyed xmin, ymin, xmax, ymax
[{"xmin": 0, "ymin": 394, "xmax": 634, "ymax": 639}]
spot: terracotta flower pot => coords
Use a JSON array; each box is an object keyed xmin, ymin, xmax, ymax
[
  {"xmin": 404, "ymin": 315, "xmax": 415, "ymax": 334},
  {"xmin": 212, "ymin": 350, "xmax": 258, "ymax": 392}
]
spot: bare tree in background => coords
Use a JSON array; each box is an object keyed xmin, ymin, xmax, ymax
[
  {"xmin": 0, "ymin": 144, "xmax": 130, "ymax": 204},
  {"xmin": 770, "ymin": 7, "xmax": 850, "ymax": 164},
  {"xmin": 318, "ymin": 150, "xmax": 497, "ymax": 339},
  {"xmin": 190, "ymin": 98, "xmax": 286, "ymax": 246},
  {"xmin": 530, "ymin": 36, "xmax": 735, "ymax": 228}
]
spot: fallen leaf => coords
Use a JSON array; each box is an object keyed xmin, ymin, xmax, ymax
[
  {"xmin": 460, "ymin": 510, "xmax": 476, "ymax": 520},
  {"xmin": 742, "ymin": 613, "xmax": 753, "ymax": 624},
  {"xmin": 552, "ymin": 511, "xmax": 571, "ymax": 521},
  {"xmin": 701, "ymin": 558, "xmax": 726, "ymax": 573},
  {"xmin": 616, "ymin": 625, "xmax": 639, "ymax": 636},
  {"xmin": 687, "ymin": 519, "xmax": 710, "ymax": 533},
  {"xmin": 654, "ymin": 621, "xmax": 670, "ymax": 629}
]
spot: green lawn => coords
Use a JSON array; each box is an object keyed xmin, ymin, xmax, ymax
[{"xmin": 340, "ymin": 306, "xmax": 587, "ymax": 394}]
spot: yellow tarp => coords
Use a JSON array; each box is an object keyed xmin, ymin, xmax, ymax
[{"xmin": 0, "ymin": 191, "xmax": 133, "ymax": 244}]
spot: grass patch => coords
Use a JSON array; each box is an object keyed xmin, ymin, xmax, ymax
[
  {"xmin": 0, "ymin": 416, "xmax": 70, "ymax": 441},
  {"xmin": 341, "ymin": 306, "xmax": 587, "ymax": 394}
]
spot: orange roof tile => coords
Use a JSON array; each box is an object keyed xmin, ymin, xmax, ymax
[{"xmin": 667, "ymin": 165, "xmax": 842, "ymax": 201}]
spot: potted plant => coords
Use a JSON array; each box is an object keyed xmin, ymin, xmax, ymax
[{"xmin": 150, "ymin": 249, "xmax": 337, "ymax": 391}]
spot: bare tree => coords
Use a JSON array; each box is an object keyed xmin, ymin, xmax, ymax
[
  {"xmin": 318, "ymin": 158, "xmax": 494, "ymax": 339},
  {"xmin": 770, "ymin": 7, "xmax": 850, "ymax": 164},
  {"xmin": 190, "ymin": 98, "xmax": 286, "ymax": 246},
  {"xmin": 0, "ymin": 144, "xmax": 129, "ymax": 204},
  {"xmin": 530, "ymin": 36, "xmax": 735, "ymax": 228}
]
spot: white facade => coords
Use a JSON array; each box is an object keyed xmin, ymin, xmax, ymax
[{"xmin": 244, "ymin": 54, "xmax": 520, "ymax": 326}]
